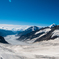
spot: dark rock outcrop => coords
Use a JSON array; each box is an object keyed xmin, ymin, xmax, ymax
[
  {"xmin": 17, "ymin": 25, "xmax": 59, "ymax": 43},
  {"xmin": 18, "ymin": 26, "xmax": 40, "ymax": 36},
  {"xmin": 34, "ymin": 27, "xmax": 56, "ymax": 42},
  {"xmin": 0, "ymin": 36, "xmax": 8, "ymax": 44},
  {"xmin": 17, "ymin": 27, "xmax": 50, "ymax": 41}
]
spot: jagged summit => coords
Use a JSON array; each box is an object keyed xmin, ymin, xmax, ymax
[
  {"xmin": 17, "ymin": 24, "xmax": 59, "ymax": 43},
  {"xmin": 18, "ymin": 26, "xmax": 40, "ymax": 36},
  {"xmin": 49, "ymin": 23, "xmax": 57, "ymax": 28},
  {"xmin": 25, "ymin": 26, "xmax": 40, "ymax": 31}
]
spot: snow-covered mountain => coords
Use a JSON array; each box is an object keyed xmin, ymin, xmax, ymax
[
  {"xmin": 4, "ymin": 26, "xmax": 40, "ymax": 44},
  {"xmin": 1, "ymin": 24, "xmax": 59, "ymax": 44},
  {"xmin": 0, "ymin": 24, "xmax": 59, "ymax": 59},
  {"xmin": 17, "ymin": 24, "xmax": 59, "ymax": 43},
  {"xmin": 18, "ymin": 26, "xmax": 40, "ymax": 36},
  {"xmin": 49, "ymin": 23, "xmax": 57, "ymax": 28}
]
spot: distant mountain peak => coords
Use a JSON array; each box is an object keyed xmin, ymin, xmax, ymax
[
  {"xmin": 32, "ymin": 26, "xmax": 39, "ymax": 31},
  {"xmin": 49, "ymin": 23, "xmax": 57, "ymax": 28},
  {"xmin": 18, "ymin": 26, "xmax": 40, "ymax": 36},
  {"xmin": 25, "ymin": 26, "xmax": 40, "ymax": 31}
]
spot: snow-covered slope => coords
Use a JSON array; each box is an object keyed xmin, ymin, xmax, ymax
[
  {"xmin": 18, "ymin": 26, "xmax": 40, "ymax": 36},
  {"xmin": 1, "ymin": 24, "xmax": 59, "ymax": 44},
  {"xmin": 1, "ymin": 24, "xmax": 59, "ymax": 59},
  {"xmin": 0, "ymin": 39, "xmax": 59, "ymax": 59},
  {"xmin": 17, "ymin": 25, "xmax": 59, "ymax": 43},
  {"xmin": 51, "ymin": 30, "xmax": 59, "ymax": 38},
  {"xmin": 0, "ymin": 24, "xmax": 59, "ymax": 59},
  {"xmin": 49, "ymin": 23, "xmax": 57, "ymax": 28},
  {"xmin": 4, "ymin": 35, "xmax": 28, "ymax": 45},
  {"xmin": 35, "ymin": 28, "xmax": 51, "ymax": 35}
]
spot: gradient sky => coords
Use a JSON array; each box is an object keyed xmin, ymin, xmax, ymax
[{"xmin": 0, "ymin": 0, "xmax": 59, "ymax": 26}]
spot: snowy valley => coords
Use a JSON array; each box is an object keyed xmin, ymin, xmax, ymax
[{"xmin": 0, "ymin": 24, "xmax": 59, "ymax": 59}]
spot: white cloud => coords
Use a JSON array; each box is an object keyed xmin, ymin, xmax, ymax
[{"xmin": 0, "ymin": 24, "xmax": 30, "ymax": 31}]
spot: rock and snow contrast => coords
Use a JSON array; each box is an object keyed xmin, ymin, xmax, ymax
[
  {"xmin": 0, "ymin": 24, "xmax": 59, "ymax": 59},
  {"xmin": 17, "ymin": 24, "xmax": 59, "ymax": 43},
  {"xmin": 18, "ymin": 26, "xmax": 40, "ymax": 36},
  {"xmin": 49, "ymin": 23, "xmax": 57, "ymax": 28}
]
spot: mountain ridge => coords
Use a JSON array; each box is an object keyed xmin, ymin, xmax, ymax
[{"xmin": 17, "ymin": 24, "xmax": 59, "ymax": 43}]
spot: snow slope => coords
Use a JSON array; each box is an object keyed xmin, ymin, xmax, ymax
[
  {"xmin": 51, "ymin": 30, "xmax": 59, "ymax": 38},
  {"xmin": 0, "ymin": 39, "xmax": 59, "ymax": 59},
  {"xmin": 17, "ymin": 25, "xmax": 59, "ymax": 43},
  {"xmin": 17, "ymin": 27, "xmax": 52, "ymax": 42},
  {"xmin": 0, "ymin": 24, "xmax": 59, "ymax": 59},
  {"xmin": 35, "ymin": 28, "xmax": 51, "ymax": 35},
  {"xmin": 49, "ymin": 23, "xmax": 57, "ymax": 28},
  {"xmin": 18, "ymin": 26, "xmax": 40, "ymax": 36},
  {"xmin": 4, "ymin": 35, "xmax": 28, "ymax": 45}
]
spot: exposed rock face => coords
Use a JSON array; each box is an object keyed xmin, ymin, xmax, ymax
[
  {"xmin": 17, "ymin": 27, "xmax": 50, "ymax": 42},
  {"xmin": 49, "ymin": 23, "xmax": 57, "ymax": 28},
  {"xmin": 18, "ymin": 26, "xmax": 40, "ymax": 36},
  {"xmin": 34, "ymin": 26, "xmax": 56, "ymax": 42},
  {"xmin": 0, "ymin": 36, "xmax": 8, "ymax": 44},
  {"xmin": 17, "ymin": 25, "xmax": 59, "ymax": 43}
]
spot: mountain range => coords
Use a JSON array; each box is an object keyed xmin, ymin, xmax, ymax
[
  {"xmin": 0, "ymin": 24, "xmax": 59, "ymax": 44},
  {"xmin": 17, "ymin": 24, "xmax": 59, "ymax": 43},
  {"xmin": 0, "ymin": 24, "xmax": 59, "ymax": 59}
]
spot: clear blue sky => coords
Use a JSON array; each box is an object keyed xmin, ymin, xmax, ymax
[{"xmin": 0, "ymin": 0, "xmax": 59, "ymax": 26}]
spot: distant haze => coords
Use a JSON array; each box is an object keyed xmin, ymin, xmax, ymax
[{"xmin": 0, "ymin": 24, "xmax": 30, "ymax": 31}]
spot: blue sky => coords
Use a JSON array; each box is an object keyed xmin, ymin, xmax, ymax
[{"xmin": 0, "ymin": 0, "xmax": 59, "ymax": 26}]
